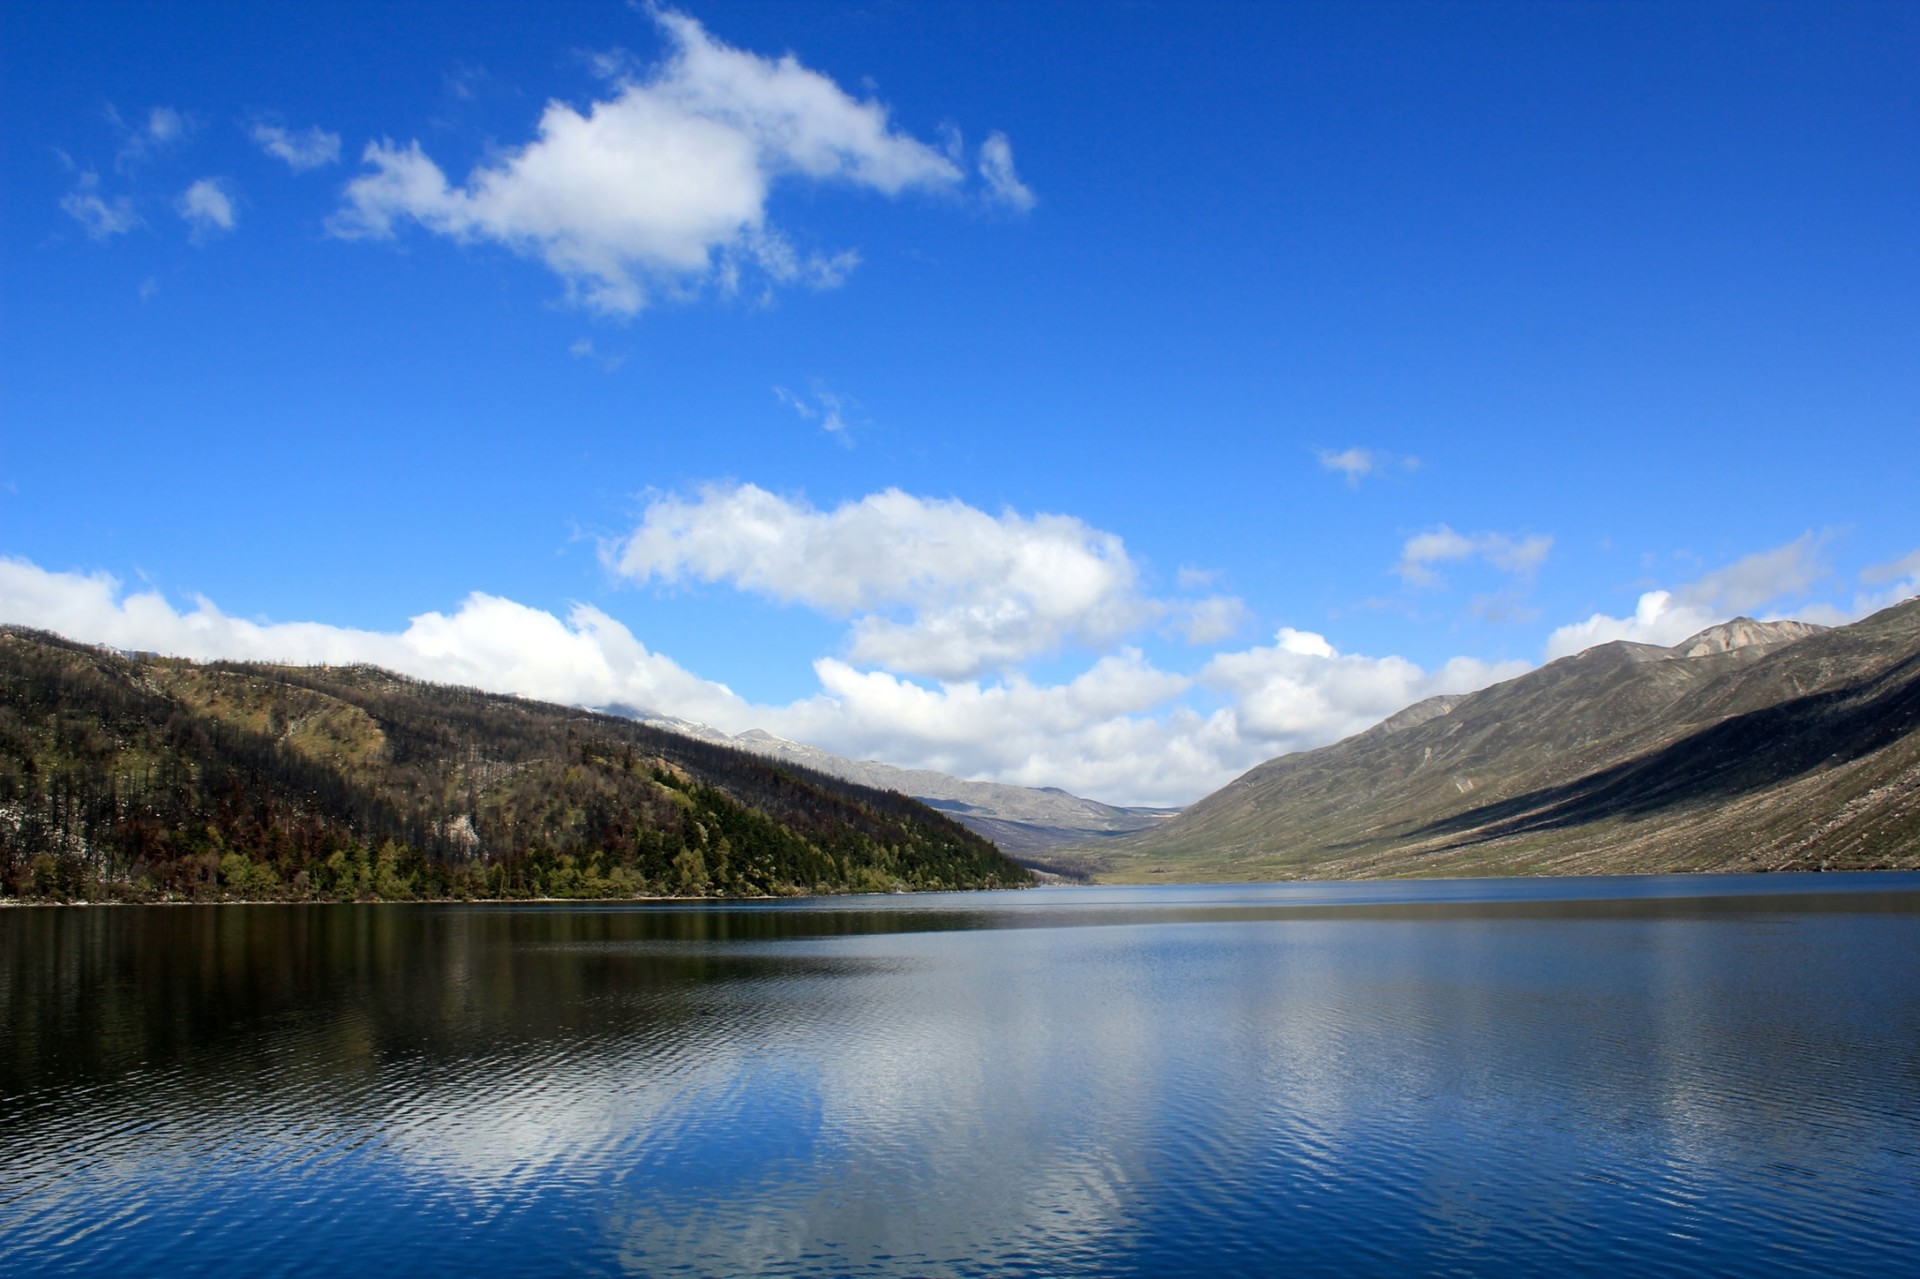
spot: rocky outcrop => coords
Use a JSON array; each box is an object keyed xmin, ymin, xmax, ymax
[{"xmin": 1669, "ymin": 617, "xmax": 1826, "ymax": 658}]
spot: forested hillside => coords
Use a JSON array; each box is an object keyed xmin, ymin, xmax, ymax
[{"xmin": 0, "ymin": 628, "xmax": 1030, "ymax": 901}]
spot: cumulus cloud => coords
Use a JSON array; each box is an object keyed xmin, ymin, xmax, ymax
[
  {"xmin": 249, "ymin": 122, "xmax": 341, "ymax": 171},
  {"xmin": 977, "ymin": 131, "xmax": 1035, "ymax": 211},
  {"xmin": 1545, "ymin": 590, "xmax": 1703, "ymax": 660},
  {"xmin": 1543, "ymin": 533, "xmax": 1833, "ymax": 658},
  {"xmin": 1394, "ymin": 525, "xmax": 1552, "ymax": 587},
  {"xmin": 10, "ymin": 527, "xmax": 1910, "ymax": 809},
  {"xmin": 781, "ymin": 650, "xmax": 1197, "ymax": 790},
  {"xmin": 739, "ymin": 624, "xmax": 1521, "ymax": 805},
  {"xmin": 1202, "ymin": 627, "xmax": 1526, "ymax": 752},
  {"xmin": 0, "ymin": 557, "xmax": 1213, "ymax": 803},
  {"xmin": 0, "ymin": 558, "xmax": 744, "ymax": 727},
  {"xmin": 331, "ymin": 9, "xmax": 971, "ymax": 313},
  {"xmin": 60, "ymin": 170, "xmax": 140, "ymax": 239},
  {"xmin": 606, "ymin": 483, "xmax": 1154, "ymax": 679},
  {"xmin": 1317, "ymin": 447, "xmax": 1418, "ymax": 487},
  {"xmin": 178, "ymin": 177, "xmax": 237, "ymax": 239},
  {"xmin": 768, "ymin": 638, "xmax": 1504, "ymax": 806},
  {"xmin": 0, "ymin": 556, "xmax": 1535, "ymax": 808},
  {"xmin": 0, "ymin": 559, "xmax": 1195, "ymax": 804}
]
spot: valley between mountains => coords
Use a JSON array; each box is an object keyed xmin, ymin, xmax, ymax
[
  {"xmin": 4, "ymin": 597, "xmax": 1917, "ymax": 900},
  {"xmin": 638, "ymin": 600, "xmax": 1920, "ymax": 881}
]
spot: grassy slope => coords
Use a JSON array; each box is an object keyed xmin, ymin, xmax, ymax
[{"xmin": 1078, "ymin": 600, "xmax": 1920, "ymax": 881}]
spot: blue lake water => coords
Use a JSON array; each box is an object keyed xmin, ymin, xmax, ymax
[{"xmin": 4, "ymin": 874, "xmax": 1919, "ymax": 1276}]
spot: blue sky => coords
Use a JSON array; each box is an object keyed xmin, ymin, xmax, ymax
[{"xmin": 4, "ymin": 1, "xmax": 1917, "ymax": 805}]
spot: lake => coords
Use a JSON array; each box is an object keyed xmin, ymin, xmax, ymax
[{"xmin": 4, "ymin": 875, "xmax": 1919, "ymax": 1276}]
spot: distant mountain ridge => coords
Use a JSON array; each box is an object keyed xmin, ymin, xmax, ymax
[
  {"xmin": 617, "ymin": 714, "xmax": 1176, "ymax": 861},
  {"xmin": 1071, "ymin": 606, "xmax": 1920, "ymax": 880}
]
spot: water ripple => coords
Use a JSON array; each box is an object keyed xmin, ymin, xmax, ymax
[{"xmin": 4, "ymin": 885, "xmax": 1919, "ymax": 1275}]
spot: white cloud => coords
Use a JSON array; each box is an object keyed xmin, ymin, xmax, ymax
[
  {"xmin": 1543, "ymin": 533, "xmax": 1833, "ymax": 658},
  {"xmin": 111, "ymin": 105, "xmax": 189, "ymax": 168},
  {"xmin": 1491, "ymin": 537, "xmax": 1552, "ymax": 575},
  {"xmin": 331, "ymin": 9, "xmax": 971, "ymax": 313},
  {"xmin": 1395, "ymin": 527, "xmax": 1476, "ymax": 582},
  {"xmin": 146, "ymin": 106, "xmax": 185, "ymax": 143},
  {"xmin": 1689, "ymin": 532, "xmax": 1828, "ymax": 612},
  {"xmin": 7, "ymin": 526, "xmax": 1908, "ymax": 810},
  {"xmin": 1167, "ymin": 595, "xmax": 1250, "ymax": 645},
  {"xmin": 606, "ymin": 482, "xmax": 1154, "ymax": 679},
  {"xmin": 977, "ymin": 131, "xmax": 1035, "ymax": 211},
  {"xmin": 60, "ymin": 171, "xmax": 140, "ymax": 239},
  {"xmin": 1394, "ymin": 524, "xmax": 1552, "ymax": 587},
  {"xmin": 1544, "ymin": 589, "xmax": 1703, "ymax": 659},
  {"xmin": 0, "ymin": 558, "xmax": 744, "ymax": 728},
  {"xmin": 1202, "ymin": 627, "xmax": 1525, "ymax": 752},
  {"xmin": 744, "ymin": 625, "xmax": 1522, "ymax": 806},
  {"xmin": 1860, "ymin": 547, "xmax": 1920, "ymax": 589},
  {"xmin": 59, "ymin": 106, "xmax": 199, "ymax": 239},
  {"xmin": 0, "ymin": 556, "xmax": 1530, "ymax": 808},
  {"xmin": 1317, "ymin": 447, "xmax": 1418, "ymax": 486},
  {"xmin": 1175, "ymin": 566, "xmax": 1219, "ymax": 591},
  {"xmin": 250, "ymin": 122, "xmax": 341, "ymax": 171},
  {"xmin": 1855, "ymin": 547, "xmax": 1920, "ymax": 616},
  {"xmin": 773, "ymin": 383, "xmax": 853, "ymax": 443},
  {"xmin": 178, "ymin": 178, "xmax": 237, "ymax": 238},
  {"xmin": 0, "ymin": 558, "xmax": 1198, "ymax": 804},
  {"xmin": 568, "ymin": 336, "xmax": 628, "ymax": 372},
  {"xmin": 776, "ymin": 650, "xmax": 1201, "ymax": 794}
]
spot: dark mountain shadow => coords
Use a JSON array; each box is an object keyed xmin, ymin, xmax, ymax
[{"xmin": 1399, "ymin": 650, "xmax": 1920, "ymax": 847}]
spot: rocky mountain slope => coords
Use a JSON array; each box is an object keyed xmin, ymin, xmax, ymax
[
  {"xmin": 1071, "ymin": 603, "xmax": 1920, "ymax": 880},
  {"xmin": 625, "ymin": 715, "xmax": 1175, "ymax": 862},
  {"xmin": 0, "ymin": 628, "xmax": 1031, "ymax": 901}
]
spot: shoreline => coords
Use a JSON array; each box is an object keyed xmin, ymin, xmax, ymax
[
  {"xmin": 0, "ymin": 885, "xmax": 1018, "ymax": 908},
  {"xmin": 7, "ymin": 863, "xmax": 1913, "ymax": 908}
]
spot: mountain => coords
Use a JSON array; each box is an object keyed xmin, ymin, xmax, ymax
[
  {"xmin": 1070, "ymin": 602, "xmax": 1920, "ymax": 881},
  {"xmin": 616, "ymin": 713, "xmax": 1176, "ymax": 865},
  {"xmin": 0, "ymin": 628, "xmax": 1032, "ymax": 901}
]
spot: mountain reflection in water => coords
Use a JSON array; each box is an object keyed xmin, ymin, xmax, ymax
[{"xmin": 4, "ymin": 875, "xmax": 1919, "ymax": 1277}]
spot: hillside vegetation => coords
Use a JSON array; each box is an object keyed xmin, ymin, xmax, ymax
[
  {"xmin": 0, "ymin": 628, "xmax": 1031, "ymax": 902},
  {"xmin": 1073, "ymin": 601, "xmax": 1920, "ymax": 881}
]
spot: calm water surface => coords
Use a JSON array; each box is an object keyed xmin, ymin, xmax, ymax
[{"xmin": 4, "ymin": 874, "xmax": 1919, "ymax": 1276}]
